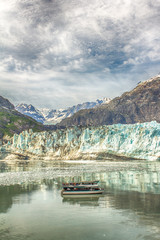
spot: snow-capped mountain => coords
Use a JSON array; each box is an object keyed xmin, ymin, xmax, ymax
[
  {"xmin": 16, "ymin": 98, "xmax": 111, "ymax": 125},
  {"xmin": 15, "ymin": 104, "xmax": 45, "ymax": 123},
  {"xmin": 43, "ymin": 98, "xmax": 111, "ymax": 125}
]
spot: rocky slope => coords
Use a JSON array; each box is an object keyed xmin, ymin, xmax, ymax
[
  {"xmin": 59, "ymin": 76, "xmax": 160, "ymax": 127},
  {"xmin": 4, "ymin": 121, "xmax": 160, "ymax": 161},
  {"xmin": 0, "ymin": 96, "xmax": 44, "ymax": 139},
  {"xmin": 16, "ymin": 98, "xmax": 111, "ymax": 125}
]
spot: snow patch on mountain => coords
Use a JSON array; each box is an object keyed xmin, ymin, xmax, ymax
[
  {"xmin": 16, "ymin": 104, "xmax": 45, "ymax": 123},
  {"xmin": 16, "ymin": 98, "xmax": 111, "ymax": 125}
]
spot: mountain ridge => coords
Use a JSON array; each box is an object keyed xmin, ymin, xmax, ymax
[
  {"xmin": 16, "ymin": 98, "xmax": 111, "ymax": 125},
  {"xmin": 58, "ymin": 75, "xmax": 160, "ymax": 127}
]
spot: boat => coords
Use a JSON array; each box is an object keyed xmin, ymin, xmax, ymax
[
  {"xmin": 61, "ymin": 181, "xmax": 104, "ymax": 196},
  {"xmin": 62, "ymin": 180, "xmax": 99, "ymax": 188}
]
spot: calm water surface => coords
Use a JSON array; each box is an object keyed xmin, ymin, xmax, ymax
[{"xmin": 0, "ymin": 159, "xmax": 160, "ymax": 240}]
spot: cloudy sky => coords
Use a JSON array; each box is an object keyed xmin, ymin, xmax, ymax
[{"xmin": 0, "ymin": 0, "xmax": 160, "ymax": 108}]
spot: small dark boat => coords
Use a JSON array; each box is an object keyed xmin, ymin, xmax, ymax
[{"xmin": 61, "ymin": 181, "xmax": 104, "ymax": 196}]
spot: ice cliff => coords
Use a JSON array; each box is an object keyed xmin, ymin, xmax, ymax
[{"xmin": 5, "ymin": 121, "xmax": 160, "ymax": 161}]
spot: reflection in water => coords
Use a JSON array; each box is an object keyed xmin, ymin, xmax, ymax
[
  {"xmin": 0, "ymin": 159, "xmax": 66, "ymax": 173},
  {"xmin": 56, "ymin": 169, "xmax": 160, "ymax": 194},
  {"xmin": 62, "ymin": 195, "xmax": 101, "ymax": 207},
  {"xmin": 104, "ymin": 190, "xmax": 160, "ymax": 216},
  {"xmin": 0, "ymin": 184, "xmax": 39, "ymax": 213},
  {"xmin": 1, "ymin": 161, "xmax": 160, "ymax": 239},
  {"xmin": 62, "ymin": 190, "xmax": 160, "ymax": 217},
  {"xmin": 0, "ymin": 179, "xmax": 160, "ymax": 240},
  {"xmin": 101, "ymin": 169, "xmax": 160, "ymax": 194},
  {"xmin": 1, "ymin": 176, "xmax": 160, "ymax": 215},
  {"xmin": 1, "ymin": 160, "xmax": 160, "ymax": 194}
]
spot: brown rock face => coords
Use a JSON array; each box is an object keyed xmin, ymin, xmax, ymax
[{"xmin": 59, "ymin": 76, "xmax": 160, "ymax": 127}]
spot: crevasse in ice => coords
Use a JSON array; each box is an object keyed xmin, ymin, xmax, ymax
[{"xmin": 6, "ymin": 121, "xmax": 160, "ymax": 160}]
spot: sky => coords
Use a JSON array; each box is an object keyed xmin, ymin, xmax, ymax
[{"xmin": 0, "ymin": 0, "xmax": 160, "ymax": 109}]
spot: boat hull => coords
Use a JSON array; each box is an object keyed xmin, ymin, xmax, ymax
[{"xmin": 62, "ymin": 190, "xmax": 104, "ymax": 195}]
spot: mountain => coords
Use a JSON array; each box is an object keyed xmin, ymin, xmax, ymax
[
  {"xmin": 58, "ymin": 75, "xmax": 160, "ymax": 127},
  {"xmin": 16, "ymin": 104, "xmax": 45, "ymax": 123},
  {"xmin": 0, "ymin": 96, "xmax": 44, "ymax": 139},
  {"xmin": 44, "ymin": 98, "xmax": 110, "ymax": 124},
  {"xmin": 16, "ymin": 98, "xmax": 111, "ymax": 125}
]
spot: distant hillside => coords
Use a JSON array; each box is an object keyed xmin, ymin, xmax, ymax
[
  {"xmin": 0, "ymin": 96, "xmax": 44, "ymax": 139},
  {"xmin": 58, "ymin": 75, "xmax": 160, "ymax": 127},
  {"xmin": 16, "ymin": 98, "xmax": 111, "ymax": 125}
]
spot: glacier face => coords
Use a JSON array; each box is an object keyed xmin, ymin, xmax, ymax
[{"xmin": 5, "ymin": 121, "xmax": 160, "ymax": 161}]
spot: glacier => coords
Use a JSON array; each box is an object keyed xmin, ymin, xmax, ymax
[{"xmin": 3, "ymin": 121, "xmax": 160, "ymax": 161}]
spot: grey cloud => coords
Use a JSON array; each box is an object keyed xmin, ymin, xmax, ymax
[
  {"xmin": 1, "ymin": 0, "xmax": 160, "ymax": 72},
  {"xmin": 0, "ymin": 0, "xmax": 160, "ymax": 108}
]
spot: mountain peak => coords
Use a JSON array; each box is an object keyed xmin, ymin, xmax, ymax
[
  {"xmin": 16, "ymin": 98, "xmax": 111, "ymax": 125},
  {"xmin": 15, "ymin": 104, "xmax": 45, "ymax": 123}
]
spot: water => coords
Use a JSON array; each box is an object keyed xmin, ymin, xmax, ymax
[{"xmin": 0, "ymin": 159, "xmax": 160, "ymax": 240}]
